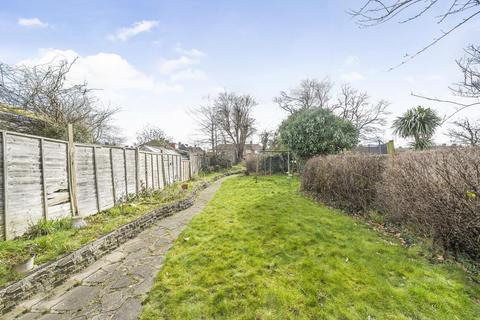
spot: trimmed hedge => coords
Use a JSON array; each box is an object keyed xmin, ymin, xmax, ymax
[
  {"xmin": 302, "ymin": 153, "xmax": 386, "ymax": 212},
  {"xmin": 378, "ymin": 148, "xmax": 480, "ymax": 260},
  {"xmin": 302, "ymin": 148, "xmax": 480, "ymax": 260}
]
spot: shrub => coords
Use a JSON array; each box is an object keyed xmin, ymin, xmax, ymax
[
  {"xmin": 378, "ymin": 148, "xmax": 480, "ymax": 259},
  {"xmin": 302, "ymin": 153, "xmax": 387, "ymax": 212},
  {"xmin": 278, "ymin": 108, "xmax": 359, "ymax": 162}
]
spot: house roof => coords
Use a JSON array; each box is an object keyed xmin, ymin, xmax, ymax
[{"xmin": 140, "ymin": 145, "xmax": 181, "ymax": 155}]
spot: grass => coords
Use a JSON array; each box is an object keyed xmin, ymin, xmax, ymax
[
  {"xmin": 0, "ymin": 168, "xmax": 241, "ymax": 288},
  {"xmin": 141, "ymin": 175, "xmax": 480, "ymax": 320}
]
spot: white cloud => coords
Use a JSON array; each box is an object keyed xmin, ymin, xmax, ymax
[
  {"xmin": 158, "ymin": 55, "xmax": 199, "ymax": 75},
  {"xmin": 158, "ymin": 45, "xmax": 206, "ymax": 76},
  {"xmin": 17, "ymin": 18, "xmax": 48, "ymax": 28},
  {"xmin": 109, "ymin": 20, "xmax": 159, "ymax": 41},
  {"xmin": 18, "ymin": 48, "xmax": 183, "ymax": 99},
  {"xmin": 174, "ymin": 43, "xmax": 205, "ymax": 58},
  {"xmin": 341, "ymin": 71, "xmax": 364, "ymax": 82},
  {"xmin": 403, "ymin": 76, "xmax": 415, "ymax": 83},
  {"xmin": 170, "ymin": 69, "xmax": 207, "ymax": 82}
]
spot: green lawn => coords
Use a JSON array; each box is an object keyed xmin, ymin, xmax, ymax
[
  {"xmin": 0, "ymin": 169, "xmax": 241, "ymax": 287},
  {"xmin": 141, "ymin": 176, "xmax": 480, "ymax": 320}
]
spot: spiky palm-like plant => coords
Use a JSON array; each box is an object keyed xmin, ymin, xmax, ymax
[{"xmin": 393, "ymin": 106, "xmax": 442, "ymax": 150}]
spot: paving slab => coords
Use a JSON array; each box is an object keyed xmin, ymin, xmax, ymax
[{"xmin": 6, "ymin": 177, "xmax": 231, "ymax": 320}]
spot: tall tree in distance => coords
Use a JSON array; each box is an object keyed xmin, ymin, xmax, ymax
[
  {"xmin": 136, "ymin": 125, "xmax": 170, "ymax": 147},
  {"xmin": 193, "ymin": 103, "xmax": 220, "ymax": 153},
  {"xmin": 332, "ymin": 84, "xmax": 389, "ymax": 142},
  {"xmin": 274, "ymin": 78, "xmax": 333, "ymax": 114},
  {"xmin": 393, "ymin": 106, "xmax": 442, "ymax": 150},
  {"xmin": 259, "ymin": 130, "xmax": 272, "ymax": 151},
  {"xmin": 455, "ymin": 45, "xmax": 480, "ymax": 98},
  {"xmin": 275, "ymin": 79, "xmax": 390, "ymax": 142},
  {"xmin": 215, "ymin": 92, "xmax": 256, "ymax": 162},
  {"xmin": 447, "ymin": 118, "xmax": 480, "ymax": 146}
]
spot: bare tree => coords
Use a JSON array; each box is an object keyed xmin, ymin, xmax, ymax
[
  {"xmin": 259, "ymin": 130, "xmax": 272, "ymax": 151},
  {"xmin": 215, "ymin": 92, "xmax": 256, "ymax": 162},
  {"xmin": 193, "ymin": 103, "xmax": 220, "ymax": 153},
  {"xmin": 331, "ymin": 84, "xmax": 390, "ymax": 141},
  {"xmin": 350, "ymin": 1, "xmax": 480, "ymax": 68},
  {"xmin": 455, "ymin": 44, "xmax": 480, "ymax": 98},
  {"xmin": 411, "ymin": 45, "xmax": 480, "ymax": 122},
  {"xmin": 274, "ymin": 78, "xmax": 333, "ymax": 114},
  {"xmin": 136, "ymin": 124, "xmax": 170, "ymax": 147},
  {"xmin": 0, "ymin": 59, "xmax": 120, "ymax": 143},
  {"xmin": 447, "ymin": 118, "xmax": 480, "ymax": 146},
  {"xmin": 351, "ymin": 2, "xmax": 480, "ymax": 120}
]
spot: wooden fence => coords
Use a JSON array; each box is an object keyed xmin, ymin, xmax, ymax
[{"xmin": 0, "ymin": 130, "xmax": 203, "ymax": 240}]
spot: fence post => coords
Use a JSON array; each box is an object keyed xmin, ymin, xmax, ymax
[
  {"xmin": 67, "ymin": 124, "xmax": 78, "ymax": 216},
  {"xmin": 40, "ymin": 138, "xmax": 48, "ymax": 220},
  {"xmin": 109, "ymin": 148, "xmax": 116, "ymax": 204},
  {"xmin": 179, "ymin": 156, "xmax": 182, "ymax": 181},
  {"xmin": 150, "ymin": 154, "xmax": 155, "ymax": 189},
  {"xmin": 387, "ymin": 140, "xmax": 395, "ymax": 156},
  {"xmin": 92, "ymin": 147, "xmax": 101, "ymax": 212},
  {"xmin": 167, "ymin": 155, "xmax": 171, "ymax": 185},
  {"xmin": 160, "ymin": 153, "xmax": 166, "ymax": 188},
  {"xmin": 156, "ymin": 154, "xmax": 161, "ymax": 189},
  {"xmin": 2, "ymin": 132, "xmax": 8, "ymax": 240},
  {"xmin": 144, "ymin": 153, "xmax": 149, "ymax": 189},
  {"xmin": 188, "ymin": 156, "xmax": 192, "ymax": 180},
  {"xmin": 123, "ymin": 148, "xmax": 128, "ymax": 197},
  {"xmin": 135, "ymin": 148, "xmax": 140, "ymax": 193}
]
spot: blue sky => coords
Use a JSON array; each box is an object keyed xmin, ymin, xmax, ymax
[{"xmin": 1, "ymin": 0, "xmax": 478, "ymax": 146}]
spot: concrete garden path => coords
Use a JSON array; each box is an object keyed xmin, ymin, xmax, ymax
[{"xmin": 7, "ymin": 177, "xmax": 231, "ymax": 320}]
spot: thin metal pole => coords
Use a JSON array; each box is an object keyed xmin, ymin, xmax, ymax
[{"xmin": 287, "ymin": 151, "xmax": 290, "ymax": 175}]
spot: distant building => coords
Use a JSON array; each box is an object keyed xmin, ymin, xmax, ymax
[
  {"xmin": 215, "ymin": 142, "xmax": 262, "ymax": 163},
  {"xmin": 139, "ymin": 144, "xmax": 183, "ymax": 158}
]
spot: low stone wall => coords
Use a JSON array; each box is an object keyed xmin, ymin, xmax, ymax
[
  {"xmin": 0, "ymin": 177, "xmax": 223, "ymax": 314},
  {"xmin": 0, "ymin": 170, "xmax": 242, "ymax": 314}
]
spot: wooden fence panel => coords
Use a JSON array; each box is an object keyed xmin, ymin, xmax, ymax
[
  {"xmin": 152, "ymin": 154, "xmax": 159, "ymax": 190},
  {"xmin": 145, "ymin": 153, "xmax": 153, "ymax": 190},
  {"xmin": 182, "ymin": 160, "xmax": 189, "ymax": 181},
  {"xmin": 111, "ymin": 148, "xmax": 126, "ymax": 202},
  {"xmin": 125, "ymin": 149, "xmax": 136, "ymax": 195},
  {"xmin": 5, "ymin": 134, "xmax": 43, "ymax": 238},
  {"xmin": 43, "ymin": 141, "xmax": 71, "ymax": 220},
  {"xmin": 0, "ymin": 129, "xmax": 204, "ymax": 240},
  {"xmin": 75, "ymin": 146, "xmax": 98, "ymax": 216},
  {"xmin": 162, "ymin": 155, "xmax": 169, "ymax": 187},
  {"xmin": 138, "ymin": 152, "xmax": 147, "ymax": 190},
  {"xmin": 173, "ymin": 156, "xmax": 179, "ymax": 181},
  {"xmin": 95, "ymin": 147, "xmax": 115, "ymax": 211}
]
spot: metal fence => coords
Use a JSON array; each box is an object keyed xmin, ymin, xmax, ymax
[{"xmin": 0, "ymin": 129, "xmax": 203, "ymax": 240}]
